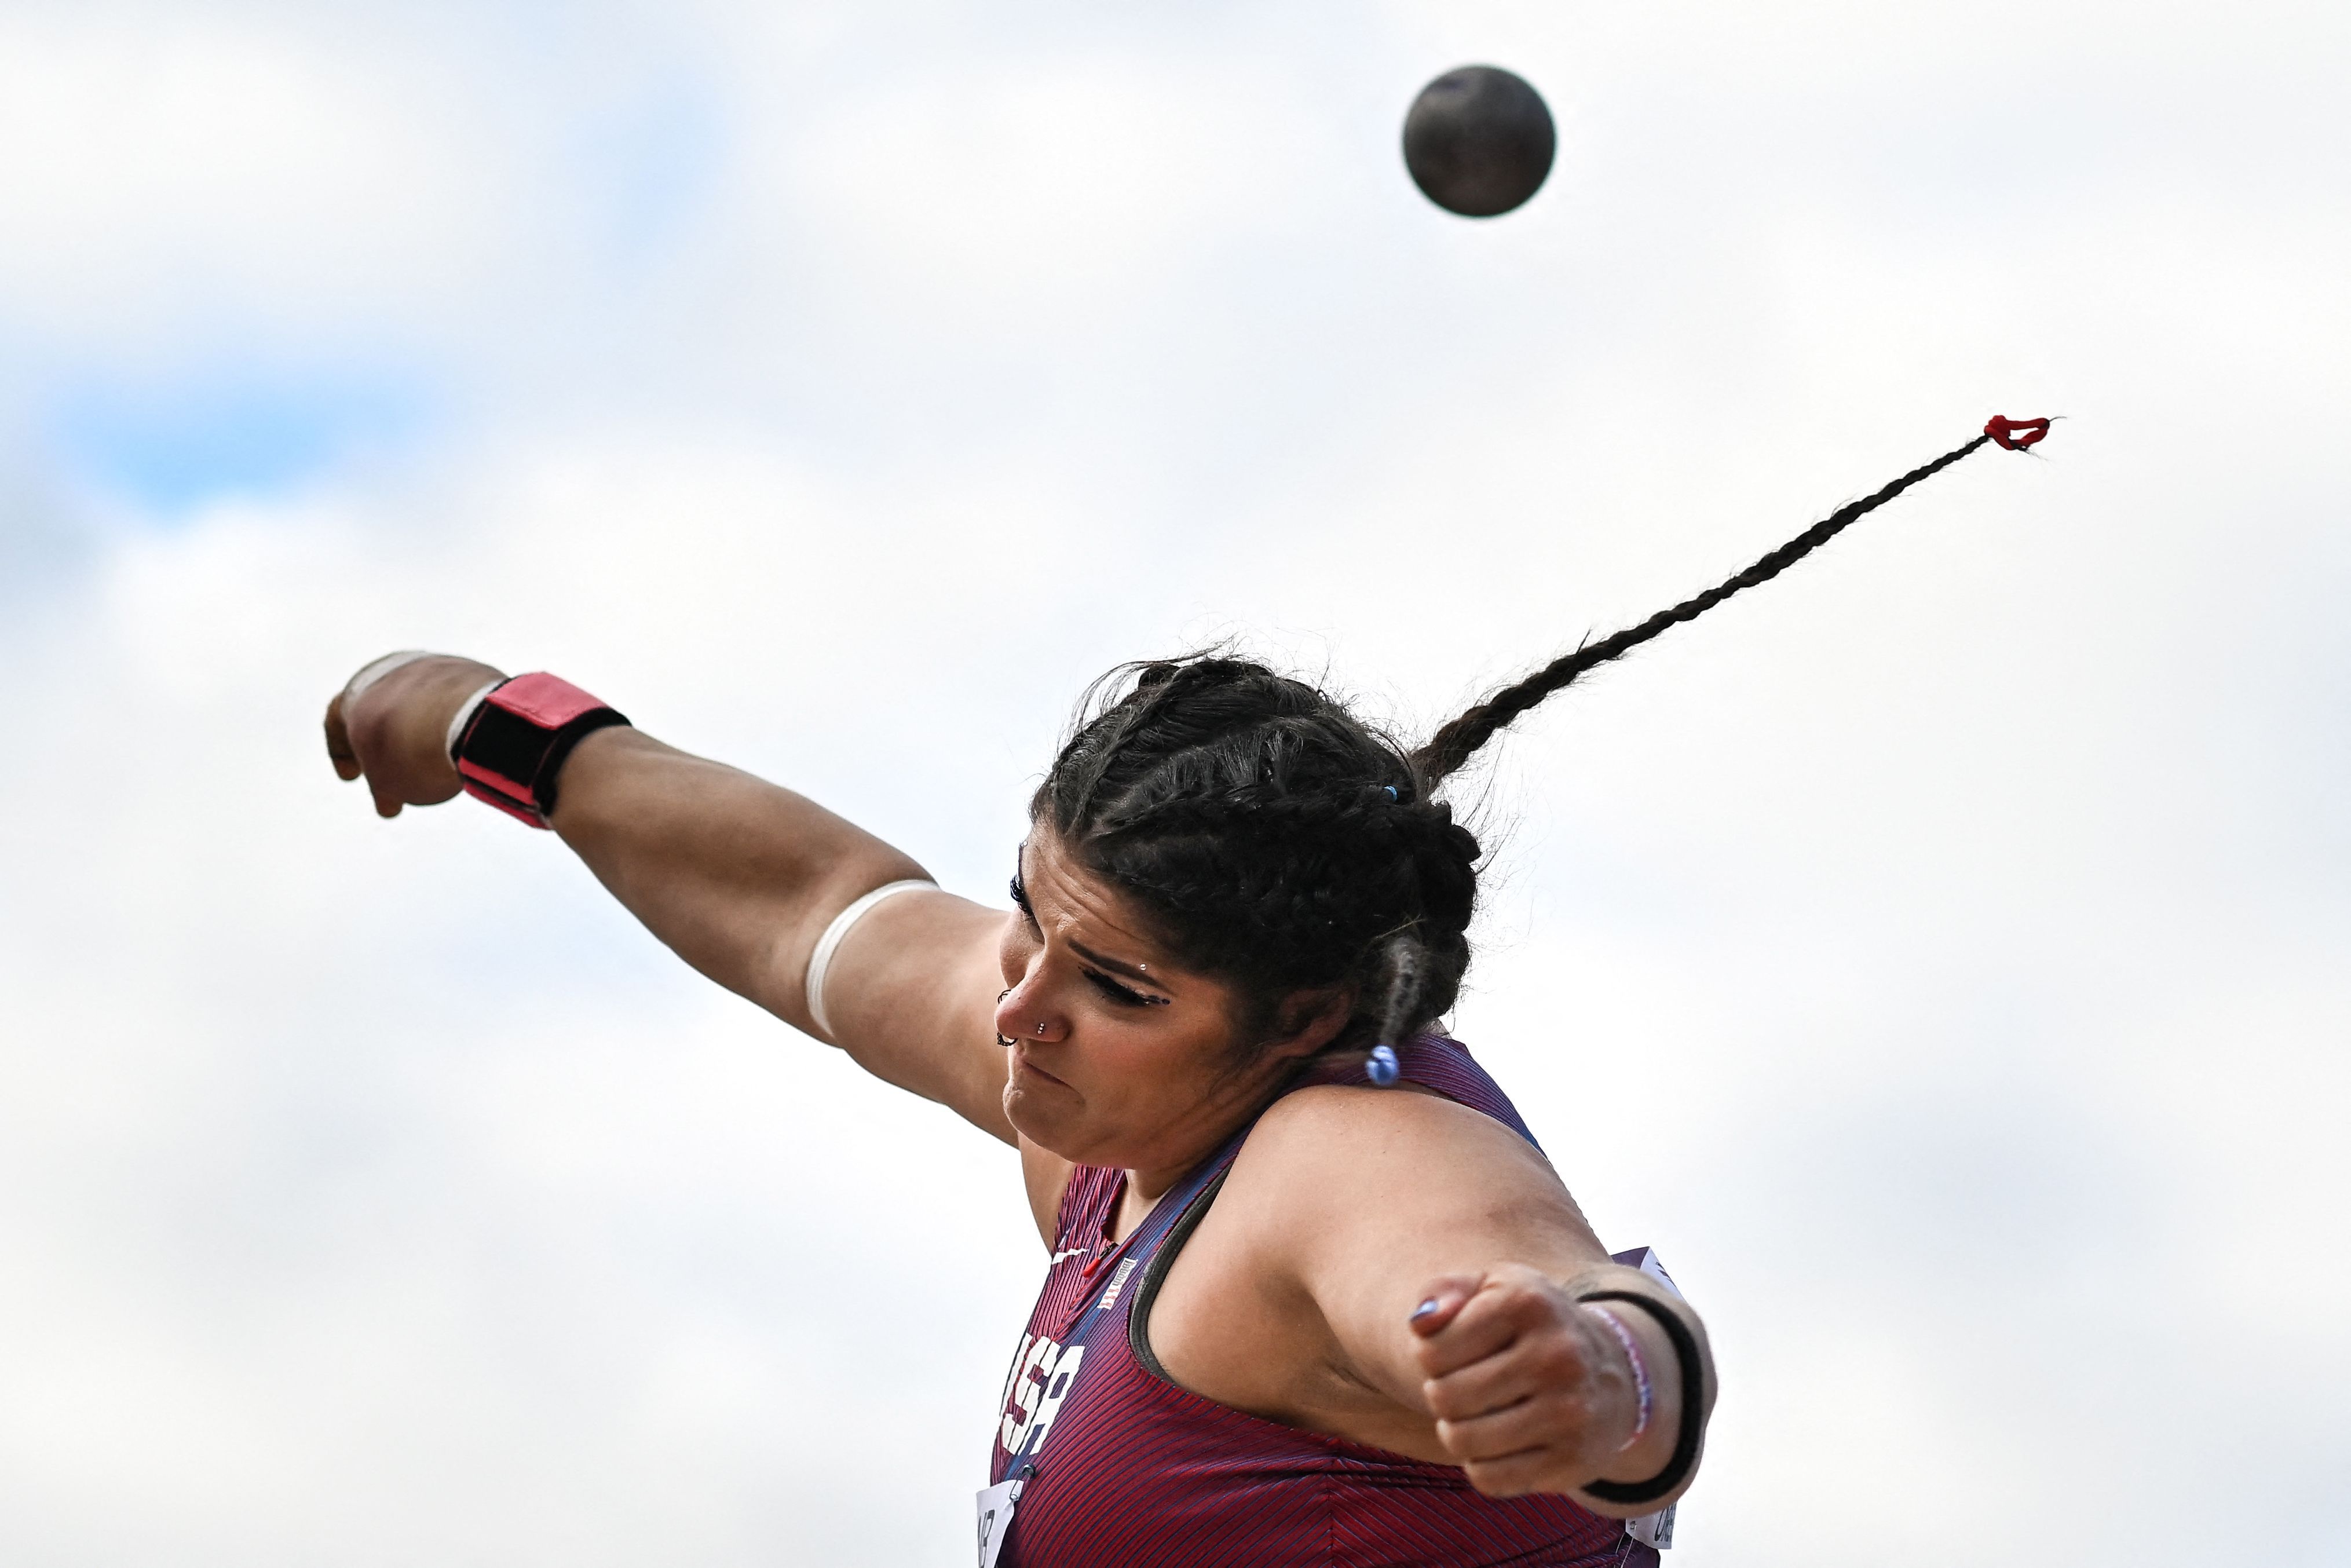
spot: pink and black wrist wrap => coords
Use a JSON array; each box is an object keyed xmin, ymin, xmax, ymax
[{"xmin": 453, "ymin": 673, "xmax": 630, "ymax": 829}]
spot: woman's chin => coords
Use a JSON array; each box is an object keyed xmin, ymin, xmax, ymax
[
  {"xmin": 1003, "ymin": 1081, "xmax": 1055, "ymax": 1135},
  {"xmin": 1003, "ymin": 1085, "xmax": 1093, "ymax": 1161}
]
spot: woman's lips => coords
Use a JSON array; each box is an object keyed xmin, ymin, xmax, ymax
[{"xmin": 1013, "ymin": 1050, "xmax": 1070, "ymax": 1089}]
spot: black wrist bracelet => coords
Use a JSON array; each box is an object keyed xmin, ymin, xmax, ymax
[{"xmin": 1576, "ymin": 1289, "xmax": 1707, "ymax": 1507}]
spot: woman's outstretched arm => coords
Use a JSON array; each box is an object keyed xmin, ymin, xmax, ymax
[
  {"xmin": 325, "ymin": 654, "xmax": 1016, "ymax": 1142},
  {"xmin": 1193, "ymin": 1085, "xmax": 1716, "ymax": 1514}
]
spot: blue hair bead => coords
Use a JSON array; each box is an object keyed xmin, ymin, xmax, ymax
[
  {"xmin": 1366, "ymin": 1043, "xmax": 1401, "ymax": 1087},
  {"xmin": 1382, "ymin": 786, "xmax": 1399, "ymax": 801}
]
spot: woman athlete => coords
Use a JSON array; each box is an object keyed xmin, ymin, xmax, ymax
[{"xmin": 323, "ymin": 424, "xmax": 2040, "ymax": 1566}]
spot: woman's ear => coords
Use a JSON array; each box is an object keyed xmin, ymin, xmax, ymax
[{"xmin": 1268, "ymin": 987, "xmax": 1355, "ymax": 1062}]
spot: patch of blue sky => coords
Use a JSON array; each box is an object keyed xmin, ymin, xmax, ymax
[
  {"xmin": 50, "ymin": 367, "xmax": 429, "ymax": 517},
  {"xmin": 584, "ymin": 87, "xmax": 725, "ymax": 268}
]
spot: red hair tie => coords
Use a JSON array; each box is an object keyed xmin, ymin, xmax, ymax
[{"xmin": 1984, "ymin": 415, "xmax": 2051, "ymax": 451}]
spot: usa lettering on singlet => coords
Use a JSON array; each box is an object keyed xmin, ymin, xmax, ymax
[{"xmin": 975, "ymin": 1035, "xmax": 1680, "ymax": 1568}]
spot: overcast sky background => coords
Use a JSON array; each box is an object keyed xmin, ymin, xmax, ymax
[{"xmin": 1, "ymin": 2, "xmax": 2345, "ymax": 1563}]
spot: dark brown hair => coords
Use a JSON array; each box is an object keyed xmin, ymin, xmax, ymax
[{"xmin": 1034, "ymin": 431, "xmax": 1998, "ymax": 1060}]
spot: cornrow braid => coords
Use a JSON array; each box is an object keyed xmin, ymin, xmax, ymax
[
  {"xmin": 1414, "ymin": 429, "xmax": 1999, "ymax": 781},
  {"xmin": 1370, "ymin": 934, "xmax": 1428, "ymax": 1072},
  {"xmin": 1036, "ymin": 418, "xmax": 2044, "ymax": 1074}
]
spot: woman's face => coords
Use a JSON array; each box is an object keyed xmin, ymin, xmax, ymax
[{"xmin": 995, "ymin": 829, "xmax": 1323, "ymax": 1178}]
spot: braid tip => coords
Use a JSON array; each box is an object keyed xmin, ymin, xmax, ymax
[
  {"xmin": 1984, "ymin": 414, "xmax": 2052, "ymax": 451},
  {"xmin": 1366, "ymin": 1044, "xmax": 1401, "ymax": 1087}
]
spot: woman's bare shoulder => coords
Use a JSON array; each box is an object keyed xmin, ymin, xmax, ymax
[
  {"xmin": 1249, "ymin": 1078, "xmax": 1535, "ymax": 1149},
  {"xmin": 1233, "ymin": 1081, "xmax": 1576, "ymax": 1219},
  {"xmin": 1212, "ymin": 1083, "xmax": 1608, "ymax": 1345}
]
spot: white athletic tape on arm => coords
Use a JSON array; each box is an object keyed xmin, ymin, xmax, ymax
[
  {"xmin": 344, "ymin": 650, "xmax": 434, "ymax": 702},
  {"xmin": 341, "ymin": 653, "xmax": 503, "ymax": 768},
  {"xmin": 444, "ymin": 678, "xmax": 505, "ymax": 763},
  {"xmin": 804, "ymin": 879, "xmax": 936, "ymax": 1043}
]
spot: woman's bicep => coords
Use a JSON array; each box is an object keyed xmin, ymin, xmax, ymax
[
  {"xmin": 782, "ymin": 889, "xmax": 1020, "ymax": 1144},
  {"xmin": 1255, "ymin": 1090, "xmax": 1610, "ymax": 1404}
]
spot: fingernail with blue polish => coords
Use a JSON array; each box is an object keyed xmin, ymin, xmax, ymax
[
  {"xmin": 1412, "ymin": 1298, "xmax": 1440, "ymax": 1321},
  {"xmin": 1366, "ymin": 1044, "xmax": 1401, "ymax": 1087}
]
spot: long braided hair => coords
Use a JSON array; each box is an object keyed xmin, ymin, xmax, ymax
[{"xmin": 1034, "ymin": 425, "xmax": 2021, "ymax": 1066}]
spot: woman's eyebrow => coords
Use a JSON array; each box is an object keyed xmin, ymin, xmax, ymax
[{"xmin": 1069, "ymin": 940, "xmax": 1168, "ymax": 988}]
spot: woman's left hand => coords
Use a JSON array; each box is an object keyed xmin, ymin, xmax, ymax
[{"xmin": 1409, "ymin": 1263, "xmax": 1662, "ymax": 1499}]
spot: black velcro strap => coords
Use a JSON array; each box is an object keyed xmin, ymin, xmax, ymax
[{"xmin": 461, "ymin": 699, "xmax": 558, "ymax": 795}]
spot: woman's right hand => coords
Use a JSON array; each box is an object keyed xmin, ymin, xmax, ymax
[{"xmin": 324, "ymin": 653, "xmax": 506, "ymax": 817}]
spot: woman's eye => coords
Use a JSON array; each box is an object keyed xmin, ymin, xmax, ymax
[{"xmin": 1085, "ymin": 970, "xmax": 1152, "ymax": 1007}]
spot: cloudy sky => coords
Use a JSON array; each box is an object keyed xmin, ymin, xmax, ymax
[{"xmin": 1, "ymin": 1, "xmax": 2345, "ymax": 1563}]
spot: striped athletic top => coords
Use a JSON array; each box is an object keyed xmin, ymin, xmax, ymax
[{"xmin": 985, "ymin": 1035, "xmax": 1655, "ymax": 1567}]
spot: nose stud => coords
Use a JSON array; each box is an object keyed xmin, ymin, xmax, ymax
[{"xmin": 991, "ymin": 988, "xmax": 1054, "ymax": 1047}]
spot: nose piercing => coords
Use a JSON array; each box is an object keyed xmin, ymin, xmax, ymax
[{"xmin": 990, "ymin": 989, "xmax": 1051, "ymax": 1046}]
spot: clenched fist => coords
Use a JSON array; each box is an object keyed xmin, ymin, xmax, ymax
[
  {"xmin": 324, "ymin": 652, "xmax": 504, "ymax": 817},
  {"xmin": 1409, "ymin": 1262, "xmax": 1669, "ymax": 1500}
]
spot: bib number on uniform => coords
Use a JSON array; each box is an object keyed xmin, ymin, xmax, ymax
[{"xmin": 975, "ymin": 1476, "xmax": 1022, "ymax": 1568}]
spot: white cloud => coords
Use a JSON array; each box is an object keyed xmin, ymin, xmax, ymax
[
  {"xmin": 1, "ymin": 1, "xmax": 2345, "ymax": 1565},
  {"xmin": 782, "ymin": 56, "xmax": 1332, "ymax": 324},
  {"xmin": 0, "ymin": 15, "xmax": 515, "ymax": 347}
]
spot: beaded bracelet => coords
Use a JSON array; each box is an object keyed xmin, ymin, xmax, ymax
[
  {"xmin": 1576, "ymin": 1289, "xmax": 1708, "ymax": 1507},
  {"xmin": 1582, "ymin": 1304, "xmax": 1654, "ymax": 1450}
]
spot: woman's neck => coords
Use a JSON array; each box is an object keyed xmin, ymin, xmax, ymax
[{"xmin": 1113, "ymin": 1087, "xmax": 1289, "ymax": 1238}]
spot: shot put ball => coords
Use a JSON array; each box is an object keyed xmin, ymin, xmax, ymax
[{"xmin": 1402, "ymin": 65, "xmax": 1556, "ymax": 218}]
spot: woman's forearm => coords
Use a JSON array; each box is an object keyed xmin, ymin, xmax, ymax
[
  {"xmin": 550, "ymin": 726, "xmax": 931, "ymax": 1030},
  {"xmin": 329, "ymin": 652, "xmax": 931, "ymax": 1035}
]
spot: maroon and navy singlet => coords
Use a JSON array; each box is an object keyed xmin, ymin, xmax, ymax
[{"xmin": 982, "ymin": 1035, "xmax": 1662, "ymax": 1567}]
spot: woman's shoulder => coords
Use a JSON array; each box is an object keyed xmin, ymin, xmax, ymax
[
  {"xmin": 1285, "ymin": 1035, "xmax": 1544, "ymax": 1150},
  {"xmin": 1240, "ymin": 1050, "xmax": 1557, "ymax": 1203},
  {"xmin": 1246, "ymin": 1075, "xmax": 1495, "ymax": 1157},
  {"xmin": 1210, "ymin": 1051, "xmax": 1586, "ymax": 1299}
]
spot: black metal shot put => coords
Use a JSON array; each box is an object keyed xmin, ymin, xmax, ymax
[{"xmin": 1403, "ymin": 65, "xmax": 1556, "ymax": 218}]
